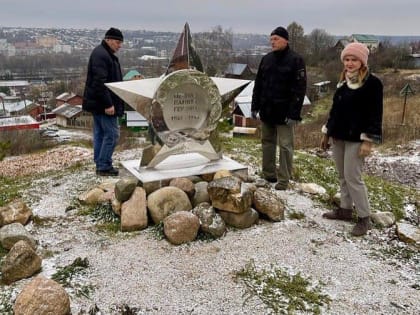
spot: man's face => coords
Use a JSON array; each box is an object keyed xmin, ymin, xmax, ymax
[
  {"xmin": 105, "ymin": 38, "xmax": 123, "ymax": 53},
  {"xmin": 270, "ymin": 35, "xmax": 288, "ymax": 51}
]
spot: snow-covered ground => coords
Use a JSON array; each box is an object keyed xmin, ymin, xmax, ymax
[{"xmin": 1, "ymin": 139, "xmax": 419, "ymax": 314}]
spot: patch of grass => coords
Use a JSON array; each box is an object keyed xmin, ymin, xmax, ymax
[
  {"xmin": 220, "ymin": 136, "xmax": 262, "ymax": 169},
  {"xmin": 293, "ymin": 151, "xmax": 416, "ymax": 221},
  {"xmin": 87, "ymin": 202, "xmax": 121, "ymax": 234},
  {"xmin": 31, "ymin": 215, "xmax": 56, "ymax": 227},
  {"xmin": 235, "ymin": 259, "xmax": 331, "ymax": 314},
  {"xmin": 371, "ymin": 246, "xmax": 420, "ymax": 264},
  {"xmin": 0, "ymin": 176, "xmax": 30, "ymax": 207},
  {"xmin": 148, "ymin": 222, "xmax": 165, "ymax": 240},
  {"xmin": 288, "ymin": 211, "xmax": 306, "ymax": 220},
  {"xmin": 51, "ymin": 257, "xmax": 94, "ymax": 298},
  {"xmin": 196, "ymin": 230, "xmax": 218, "ymax": 242},
  {"xmin": 77, "ymin": 201, "xmax": 122, "ymax": 235},
  {"xmin": 364, "ymin": 176, "xmax": 415, "ymax": 221},
  {"xmin": 293, "ymin": 151, "xmax": 338, "ymax": 201},
  {"xmin": 52, "ymin": 257, "xmax": 89, "ymax": 286}
]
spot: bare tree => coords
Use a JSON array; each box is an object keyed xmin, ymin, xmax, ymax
[
  {"xmin": 306, "ymin": 28, "xmax": 335, "ymax": 65},
  {"xmin": 287, "ymin": 22, "xmax": 306, "ymax": 54},
  {"xmin": 193, "ymin": 25, "xmax": 234, "ymax": 75}
]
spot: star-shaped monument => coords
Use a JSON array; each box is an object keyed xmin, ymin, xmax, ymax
[{"xmin": 106, "ymin": 23, "xmax": 250, "ymax": 181}]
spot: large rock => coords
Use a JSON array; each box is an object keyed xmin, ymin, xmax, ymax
[
  {"xmin": 213, "ymin": 169, "xmax": 232, "ymax": 180},
  {"xmin": 111, "ymin": 197, "xmax": 122, "ymax": 216},
  {"xmin": 163, "ymin": 211, "xmax": 200, "ymax": 245},
  {"xmin": 169, "ymin": 177, "xmax": 195, "ymax": 200},
  {"xmin": 208, "ymin": 176, "xmax": 252, "ymax": 213},
  {"xmin": 13, "ymin": 275, "xmax": 71, "ymax": 315},
  {"xmin": 192, "ymin": 202, "xmax": 226, "ymax": 238},
  {"xmin": 218, "ymin": 208, "xmax": 259, "ymax": 229},
  {"xmin": 140, "ymin": 143, "xmax": 161, "ymax": 166},
  {"xmin": 0, "ymin": 222, "xmax": 37, "ymax": 250},
  {"xmin": 0, "ymin": 199, "xmax": 32, "ymax": 227},
  {"xmin": 78, "ymin": 187, "xmax": 105, "ymax": 205},
  {"xmin": 253, "ymin": 188, "xmax": 285, "ymax": 221},
  {"xmin": 115, "ymin": 177, "xmax": 138, "ymax": 202},
  {"xmin": 296, "ymin": 182, "xmax": 327, "ymax": 196},
  {"xmin": 396, "ymin": 222, "xmax": 420, "ymax": 247},
  {"xmin": 121, "ymin": 187, "xmax": 148, "ymax": 232},
  {"xmin": 1, "ymin": 240, "xmax": 42, "ymax": 284},
  {"xmin": 147, "ymin": 186, "xmax": 192, "ymax": 224},
  {"xmin": 192, "ymin": 181, "xmax": 210, "ymax": 207},
  {"xmin": 371, "ymin": 211, "xmax": 395, "ymax": 228}
]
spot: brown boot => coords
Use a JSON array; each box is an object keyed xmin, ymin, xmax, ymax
[
  {"xmin": 351, "ymin": 216, "xmax": 371, "ymax": 236},
  {"xmin": 322, "ymin": 207, "xmax": 353, "ymax": 221}
]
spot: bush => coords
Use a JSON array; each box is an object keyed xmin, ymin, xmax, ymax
[{"xmin": 0, "ymin": 129, "xmax": 53, "ymax": 157}]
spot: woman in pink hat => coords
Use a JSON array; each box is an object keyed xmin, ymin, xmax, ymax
[{"xmin": 320, "ymin": 42, "xmax": 383, "ymax": 236}]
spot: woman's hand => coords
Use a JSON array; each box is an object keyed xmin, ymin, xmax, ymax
[{"xmin": 359, "ymin": 141, "xmax": 373, "ymax": 157}]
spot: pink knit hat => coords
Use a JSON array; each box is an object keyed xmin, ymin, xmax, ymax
[{"xmin": 340, "ymin": 42, "xmax": 369, "ymax": 65}]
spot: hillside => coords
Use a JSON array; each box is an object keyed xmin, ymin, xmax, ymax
[{"xmin": 0, "ymin": 137, "xmax": 419, "ymax": 314}]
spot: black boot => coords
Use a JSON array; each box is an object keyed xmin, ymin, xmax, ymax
[
  {"xmin": 351, "ymin": 216, "xmax": 371, "ymax": 236},
  {"xmin": 322, "ymin": 207, "xmax": 353, "ymax": 221}
]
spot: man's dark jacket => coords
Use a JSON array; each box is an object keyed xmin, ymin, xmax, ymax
[
  {"xmin": 82, "ymin": 40, "xmax": 124, "ymax": 116},
  {"xmin": 251, "ymin": 46, "xmax": 306, "ymax": 125},
  {"xmin": 326, "ymin": 74, "xmax": 383, "ymax": 143}
]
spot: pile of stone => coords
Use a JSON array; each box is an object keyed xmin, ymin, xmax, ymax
[
  {"xmin": 0, "ymin": 200, "xmax": 71, "ymax": 314},
  {"xmin": 78, "ymin": 169, "xmax": 287, "ymax": 245}
]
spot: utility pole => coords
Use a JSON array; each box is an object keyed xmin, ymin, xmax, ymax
[{"xmin": 399, "ymin": 83, "xmax": 415, "ymax": 125}]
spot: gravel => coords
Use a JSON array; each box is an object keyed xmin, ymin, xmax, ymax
[{"xmin": 2, "ymin": 142, "xmax": 419, "ymax": 314}]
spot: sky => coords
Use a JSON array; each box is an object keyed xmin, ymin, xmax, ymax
[{"xmin": 1, "ymin": 0, "xmax": 419, "ymax": 36}]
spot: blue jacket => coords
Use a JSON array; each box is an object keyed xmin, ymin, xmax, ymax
[{"xmin": 82, "ymin": 40, "xmax": 124, "ymax": 116}]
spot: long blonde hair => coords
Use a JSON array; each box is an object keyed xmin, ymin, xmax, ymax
[{"xmin": 339, "ymin": 65, "xmax": 369, "ymax": 85}]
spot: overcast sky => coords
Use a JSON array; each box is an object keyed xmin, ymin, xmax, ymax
[{"xmin": 1, "ymin": 0, "xmax": 419, "ymax": 36}]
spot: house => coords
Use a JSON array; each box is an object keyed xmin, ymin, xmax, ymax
[
  {"xmin": 0, "ymin": 80, "xmax": 30, "ymax": 97},
  {"xmin": 313, "ymin": 81, "xmax": 331, "ymax": 95},
  {"xmin": 224, "ymin": 63, "xmax": 255, "ymax": 80},
  {"xmin": 232, "ymin": 81, "xmax": 311, "ymax": 131},
  {"xmin": 0, "ymin": 115, "xmax": 40, "ymax": 131},
  {"xmin": 52, "ymin": 103, "xmax": 92, "ymax": 128},
  {"xmin": 125, "ymin": 111, "xmax": 149, "ymax": 131},
  {"xmin": 349, "ymin": 34, "xmax": 379, "ymax": 51},
  {"xmin": 334, "ymin": 34, "xmax": 379, "ymax": 53},
  {"xmin": 408, "ymin": 53, "xmax": 420, "ymax": 68},
  {"xmin": 55, "ymin": 92, "xmax": 83, "ymax": 107},
  {"xmin": 0, "ymin": 95, "xmax": 43, "ymax": 119}
]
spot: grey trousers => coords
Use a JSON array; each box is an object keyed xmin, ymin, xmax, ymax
[
  {"xmin": 332, "ymin": 139, "xmax": 370, "ymax": 218},
  {"xmin": 261, "ymin": 122, "xmax": 294, "ymax": 187}
]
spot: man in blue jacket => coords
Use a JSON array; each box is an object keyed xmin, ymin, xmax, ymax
[
  {"xmin": 83, "ymin": 28, "xmax": 124, "ymax": 176},
  {"xmin": 251, "ymin": 26, "xmax": 306, "ymax": 190}
]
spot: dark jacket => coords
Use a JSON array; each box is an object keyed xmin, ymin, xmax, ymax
[
  {"xmin": 326, "ymin": 74, "xmax": 383, "ymax": 143},
  {"xmin": 251, "ymin": 46, "xmax": 307, "ymax": 125},
  {"xmin": 82, "ymin": 40, "xmax": 124, "ymax": 116}
]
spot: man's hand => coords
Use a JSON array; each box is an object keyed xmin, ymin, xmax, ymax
[
  {"xmin": 320, "ymin": 134, "xmax": 330, "ymax": 151},
  {"xmin": 251, "ymin": 110, "xmax": 258, "ymax": 119},
  {"xmin": 359, "ymin": 141, "xmax": 373, "ymax": 157},
  {"xmin": 105, "ymin": 105, "xmax": 115, "ymax": 115}
]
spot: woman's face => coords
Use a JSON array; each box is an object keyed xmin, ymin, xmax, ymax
[{"xmin": 343, "ymin": 55, "xmax": 362, "ymax": 73}]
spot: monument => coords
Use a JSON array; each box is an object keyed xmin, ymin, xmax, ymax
[{"xmin": 106, "ymin": 23, "xmax": 251, "ymax": 182}]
